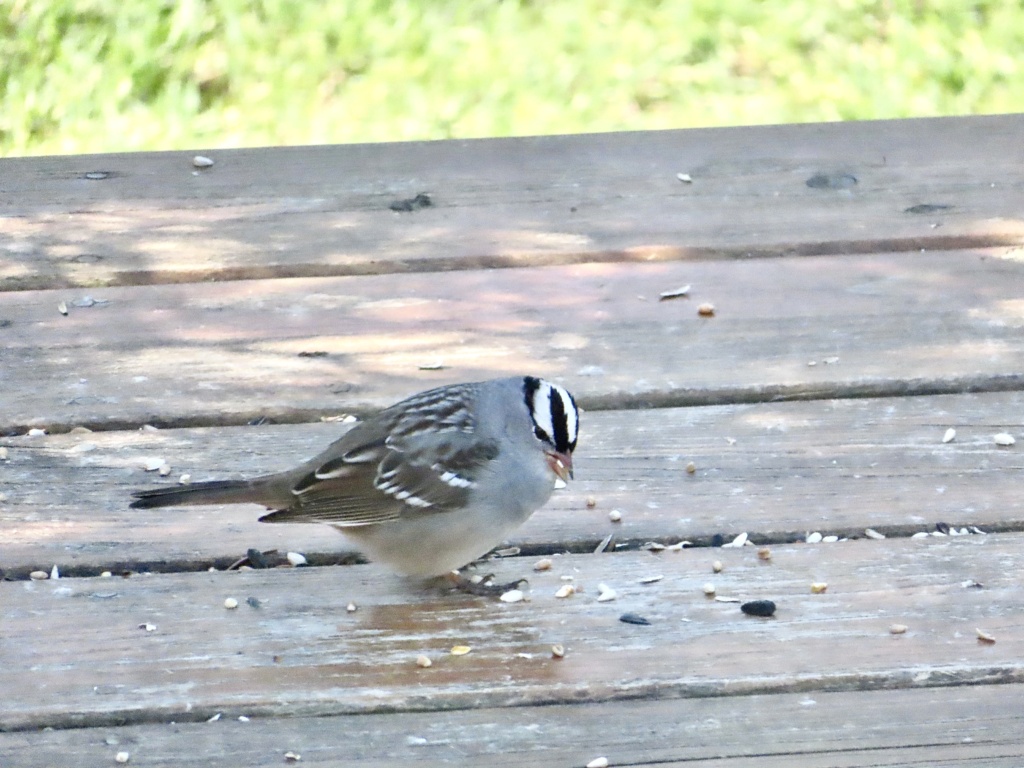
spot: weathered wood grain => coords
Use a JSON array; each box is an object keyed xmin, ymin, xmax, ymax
[
  {"xmin": 1, "ymin": 116, "xmax": 1022, "ymax": 292},
  {"xmin": 3, "ymin": 249, "xmax": 1024, "ymax": 432},
  {"xmin": 3, "ymin": 391, "xmax": 1022, "ymax": 574},
  {"xmin": 3, "ymin": 684, "xmax": 1024, "ymax": 767},
  {"xmin": 2, "ymin": 534, "xmax": 1023, "ymax": 732}
]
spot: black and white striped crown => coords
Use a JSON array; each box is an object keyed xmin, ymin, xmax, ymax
[{"xmin": 523, "ymin": 376, "xmax": 578, "ymax": 454}]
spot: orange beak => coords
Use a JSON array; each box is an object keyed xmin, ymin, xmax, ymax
[{"xmin": 547, "ymin": 451, "xmax": 574, "ymax": 482}]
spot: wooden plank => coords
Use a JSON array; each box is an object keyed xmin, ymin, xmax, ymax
[
  {"xmin": 1, "ymin": 116, "xmax": 1022, "ymax": 291},
  {"xmin": 3, "ymin": 249, "xmax": 1024, "ymax": 432},
  {"xmin": 3, "ymin": 390, "xmax": 1023, "ymax": 574},
  {"xmin": 3, "ymin": 684, "xmax": 1024, "ymax": 766},
  {"xmin": 3, "ymin": 534, "xmax": 1024, "ymax": 731},
  {"xmin": 2, "ymin": 391, "xmax": 1024, "ymax": 577}
]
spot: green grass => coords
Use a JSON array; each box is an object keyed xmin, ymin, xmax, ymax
[{"xmin": 2, "ymin": 0, "xmax": 1022, "ymax": 156}]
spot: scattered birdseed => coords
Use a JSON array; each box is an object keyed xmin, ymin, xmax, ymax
[
  {"xmin": 822, "ymin": 535, "xmax": 839, "ymax": 543},
  {"xmin": 810, "ymin": 582, "xmax": 828, "ymax": 594},
  {"xmin": 676, "ymin": 172, "xmax": 693, "ymax": 183},
  {"xmin": 722, "ymin": 532, "xmax": 748, "ymax": 548},
  {"xmin": 620, "ymin": 612, "xmax": 651, "ymax": 625},
  {"xmin": 638, "ymin": 575, "xmax": 663, "ymax": 584},
  {"xmin": 608, "ymin": 509, "xmax": 622, "ymax": 523},
  {"xmin": 659, "ymin": 284, "xmax": 691, "ymax": 300},
  {"xmin": 712, "ymin": 560, "xmax": 723, "ymax": 573},
  {"xmin": 911, "ymin": 532, "xmax": 930, "ymax": 539},
  {"xmin": 976, "ymin": 628, "xmax": 996, "ymax": 644},
  {"xmin": 450, "ymin": 645, "xmax": 472, "ymax": 656},
  {"xmin": 192, "ymin": 155, "xmax": 214, "ymax": 168},
  {"xmin": 585, "ymin": 496, "xmax": 597, "ymax": 508},
  {"xmin": 555, "ymin": 584, "xmax": 576, "ymax": 598},
  {"xmin": 806, "ymin": 532, "xmax": 823, "ymax": 544},
  {"xmin": 587, "ymin": 758, "xmax": 609, "ymax": 768},
  {"xmin": 142, "ymin": 457, "xmax": 165, "ymax": 472},
  {"xmin": 238, "ymin": 716, "xmax": 250, "ymax": 722},
  {"xmin": 115, "ymin": 751, "xmax": 130, "ymax": 764},
  {"xmin": 864, "ymin": 528, "xmax": 886, "ymax": 540},
  {"xmin": 284, "ymin": 752, "xmax": 302, "ymax": 762},
  {"xmin": 207, "ymin": 713, "xmax": 221, "ymax": 722},
  {"xmin": 890, "ymin": 624, "xmax": 908, "ymax": 635},
  {"xmin": 224, "ymin": 598, "xmax": 239, "ymax": 610},
  {"xmin": 416, "ymin": 655, "xmax": 432, "ymax": 668},
  {"xmin": 596, "ymin": 584, "xmax": 617, "ymax": 602},
  {"xmin": 686, "ymin": 461, "xmax": 696, "ymax": 474},
  {"xmin": 58, "ymin": 301, "xmax": 68, "ymax": 316},
  {"xmin": 139, "ymin": 623, "xmax": 156, "ymax": 632},
  {"xmin": 534, "ymin": 558, "xmax": 553, "ymax": 571},
  {"xmin": 994, "ymin": 432, "xmax": 1015, "ymax": 446},
  {"xmin": 27, "ymin": 428, "xmax": 46, "ymax": 437},
  {"xmin": 551, "ymin": 644, "xmax": 565, "ymax": 659},
  {"xmin": 158, "ymin": 463, "xmax": 172, "ymax": 476},
  {"xmin": 346, "ymin": 603, "xmax": 357, "ymax": 613},
  {"xmin": 697, "ymin": 303, "xmax": 715, "ymax": 316},
  {"xmin": 594, "ymin": 534, "xmax": 614, "ymax": 554},
  {"xmin": 942, "ymin": 428, "xmax": 956, "ymax": 443},
  {"xmin": 500, "ymin": 589, "xmax": 525, "ymax": 603},
  {"xmin": 100, "ymin": 571, "xmax": 112, "ymax": 578},
  {"xmin": 29, "ymin": 570, "xmax": 48, "ymax": 580},
  {"xmin": 758, "ymin": 547, "xmax": 772, "ymax": 561},
  {"xmin": 741, "ymin": 600, "xmax": 777, "ymax": 617},
  {"xmin": 703, "ymin": 583, "xmax": 716, "ymax": 596},
  {"xmin": 179, "ymin": 474, "xmax": 192, "ymax": 484},
  {"xmin": 50, "ymin": 565, "xmax": 60, "ymax": 580},
  {"xmin": 286, "ymin": 552, "xmax": 307, "ymax": 566}
]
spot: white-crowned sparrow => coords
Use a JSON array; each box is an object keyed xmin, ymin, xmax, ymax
[{"xmin": 131, "ymin": 376, "xmax": 579, "ymax": 578}]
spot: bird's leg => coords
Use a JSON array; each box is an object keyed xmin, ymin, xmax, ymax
[{"xmin": 445, "ymin": 570, "xmax": 527, "ymax": 597}]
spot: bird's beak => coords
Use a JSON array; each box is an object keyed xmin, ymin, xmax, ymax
[{"xmin": 547, "ymin": 451, "xmax": 574, "ymax": 483}]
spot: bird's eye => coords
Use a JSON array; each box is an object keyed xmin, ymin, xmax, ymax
[{"xmin": 534, "ymin": 425, "xmax": 551, "ymax": 444}]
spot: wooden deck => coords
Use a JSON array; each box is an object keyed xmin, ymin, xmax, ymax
[{"xmin": 2, "ymin": 114, "xmax": 1024, "ymax": 766}]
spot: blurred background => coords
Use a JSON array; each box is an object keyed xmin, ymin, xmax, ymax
[{"xmin": 2, "ymin": 0, "xmax": 1022, "ymax": 157}]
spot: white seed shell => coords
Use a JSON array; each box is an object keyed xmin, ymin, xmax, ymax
[
  {"xmin": 224, "ymin": 597, "xmax": 238, "ymax": 609},
  {"xmin": 608, "ymin": 509, "xmax": 622, "ymax": 523},
  {"xmin": 703, "ymin": 583, "xmax": 716, "ymax": 596},
  {"xmin": 976, "ymin": 628, "xmax": 996, "ymax": 643},
  {"xmin": 115, "ymin": 752, "xmax": 130, "ymax": 764},
  {"xmin": 192, "ymin": 155, "xmax": 215, "ymax": 168},
  {"xmin": 500, "ymin": 589, "xmax": 525, "ymax": 603},
  {"xmin": 555, "ymin": 584, "xmax": 576, "ymax": 598},
  {"xmin": 805, "ymin": 532, "xmax": 823, "ymax": 544},
  {"xmin": 890, "ymin": 624, "xmax": 908, "ymax": 635},
  {"xmin": 533, "ymin": 558, "xmax": 553, "ymax": 571},
  {"xmin": 286, "ymin": 552, "xmax": 307, "ymax": 566},
  {"xmin": 864, "ymin": 528, "xmax": 886, "ymax": 540},
  {"xmin": 416, "ymin": 655, "xmax": 432, "ymax": 668},
  {"xmin": 994, "ymin": 432, "xmax": 1016, "ymax": 446},
  {"xmin": 587, "ymin": 758, "xmax": 610, "ymax": 768},
  {"xmin": 942, "ymin": 428, "xmax": 956, "ymax": 443}
]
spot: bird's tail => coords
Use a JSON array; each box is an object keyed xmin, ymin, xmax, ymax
[{"xmin": 130, "ymin": 479, "xmax": 270, "ymax": 509}]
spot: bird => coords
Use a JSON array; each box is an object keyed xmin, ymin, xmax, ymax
[{"xmin": 131, "ymin": 376, "xmax": 579, "ymax": 583}]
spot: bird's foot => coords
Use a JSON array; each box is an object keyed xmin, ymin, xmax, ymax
[{"xmin": 446, "ymin": 570, "xmax": 527, "ymax": 597}]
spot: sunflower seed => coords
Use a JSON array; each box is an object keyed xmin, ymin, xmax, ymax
[
  {"xmin": 533, "ymin": 558, "xmax": 553, "ymax": 571},
  {"xmin": 659, "ymin": 284, "xmax": 691, "ymax": 300},
  {"xmin": 158, "ymin": 463, "xmax": 172, "ymax": 476},
  {"xmin": 585, "ymin": 496, "xmax": 597, "ymax": 508},
  {"xmin": 608, "ymin": 509, "xmax": 622, "ymax": 523},
  {"xmin": 555, "ymin": 584, "xmax": 576, "ymax": 598},
  {"xmin": 864, "ymin": 528, "xmax": 886, "ymax": 540},
  {"xmin": 587, "ymin": 758, "xmax": 609, "ymax": 768},
  {"xmin": 703, "ymin": 583, "xmax": 716, "ymax": 596},
  {"xmin": 29, "ymin": 570, "xmax": 48, "ymax": 580},
  {"xmin": 551, "ymin": 644, "xmax": 565, "ymax": 659},
  {"xmin": 596, "ymin": 584, "xmax": 617, "ymax": 602},
  {"xmin": 976, "ymin": 628, "xmax": 996, "ymax": 644},
  {"xmin": 224, "ymin": 598, "xmax": 238, "ymax": 609},
  {"xmin": 346, "ymin": 603, "xmax": 357, "ymax": 612},
  {"xmin": 712, "ymin": 560, "xmax": 723, "ymax": 573},
  {"xmin": 890, "ymin": 624, "xmax": 908, "ymax": 635},
  {"xmin": 286, "ymin": 552, "xmax": 307, "ymax": 566},
  {"xmin": 27, "ymin": 428, "xmax": 46, "ymax": 437},
  {"xmin": 284, "ymin": 752, "xmax": 301, "ymax": 762},
  {"xmin": 911, "ymin": 531, "xmax": 930, "ymax": 539},
  {"xmin": 994, "ymin": 432, "xmax": 1015, "ymax": 446},
  {"xmin": 686, "ymin": 461, "xmax": 696, "ymax": 474},
  {"xmin": 822, "ymin": 535, "xmax": 839, "ymax": 543},
  {"xmin": 810, "ymin": 582, "xmax": 828, "ymax": 594},
  {"xmin": 416, "ymin": 655, "xmax": 432, "ymax": 668},
  {"xmin": 741, "ymin": 599, "xmax": 776, "ymax": 617},
  {"xmin": 192, "ymin": 155, "xmax": 214, "ymax": 168},
  {"xmin": 676, "ymin": 172, "xmax": 693, "ymax": 183},
  {"xmin": 805, "ymin": 532, "xmax": 823, "ymax": 544},
  {"xmin": 697, "ymin": 303, "xmax": 715, "ymax": 317},
  {"xmin": 142, "ymin": 457, "xmax": 165, "ymax": 472},
  {"xmin": 722, "ymin": 532, "xmax": 748, "ymax": 548},
  {"xmin": 758, "ymin": 547, "xmax": 772, "ymax": 561},
  {"xmin": 942, "ymin": 428, "xmax": 956, "ymax": 443},
  {"xmin": 500, "ymin": 589, "xmax": 525, "ymax": 603},
  {"xmin": 450, "ymin": 645, "xmax": 471, "ymax": 656},
  {"xmin": 57, "ymin": 301, "xmax": 68, "ymax": 315},
  {"xmin": 115, "ymin": 752, "xmax": 130, "ymax": 764},
  {"xmin": 207, "ymin": 713, "xmax": 221, "ymax": 722}
]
